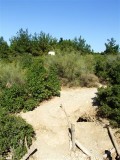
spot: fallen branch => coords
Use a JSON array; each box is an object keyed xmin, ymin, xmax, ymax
[
  {"xmin": 60, "ymin": 105, "xmax": 92, "ymax": 158},
  {"xmin": 75, "ymin": 139, "xmax": 91, "ymax": 158},
  {"xmin": 103, "ymin": 148, "xmax": 115, "ymax": 159},
  {"xmin": 71, "ymin": 124, "xmax": 75, "ymax": 152},
  {"xmin": 69, "ymin": 125, "xmax": 91, "ymax": 158},
  {"xmin": 21, "ymin": 147, "xmax": 37, "ymax": 160},
  {"xmin": 106, "ymin": 126, "xmax": 120, "ymax": 158},
  {"xmin": 25, "ymin": 137, "xmax": 29, "ymax": 151}
]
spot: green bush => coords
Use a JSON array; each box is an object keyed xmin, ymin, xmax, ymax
[
  {"xmin": 0, "ymin": 57, "xmax": 60, "ymax": 159},
  {"xmin": 96, "ymin": 56, "xmax": 120, "ymax": 127},
  {"xmin": 0, "ymin": 37, "xmax": 10, "ymax": 59},
  {"xmin": 0, "ymin": 110, "xmax": 35, "ymax": 159},
  {"xmin": 45, "ymin": 53, "xmax": 98, "ymax": 87},
  {"xmin": 107, "ymin": 59, "xmax": 120, "ymax": 85},
  {"xmin": 0, "ymin": 84, "xmax": 26, "ymax": 113},
  {"xmin": 27, "ymin": 59, "xmax": 60, "ymax": 101},
  {"xmin": 97, "ymin": 85, "xmax": 120, "ymax": 127},
  {"xmin": 0, "ymin": 58, "xmax": 60, "ymax": 113},
  {"xmin": 95, "ymin": 55, "xmax": 120, "ymax": 83}
]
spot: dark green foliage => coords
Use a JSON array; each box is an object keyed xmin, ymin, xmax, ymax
[
  {"xmin": 18, "ymin": 54, "xmax": 34, "ymax": 68},
  {"xmin": 0, "ymin": 84, "xmax": 26, "ymax": 113},
  {"xmin": 95, "ymin": 55, "xmax": 120, "ymax": 83},
  {"xmin": 0, "ymin": 37, "xmax": 10, "ymax": 59},
  {"xmin": 27, "ymin": 59, "xmax": 60, "ymax": 101},
  {"xmin": 0, "ymin": 57, "xmax": 60, "ymax": 159},
  {"xmin": 31, "ymin": 32, "xmax": 57, "ymax": 56},
  {"xmin": 0, "ymin": 110, "xmax": 34, "ymax": 159},
  {"xmin": 10, "ymin": 29, "xmax": 57, "ymax": 56},
  {"xmin": 96, "ymin": 57, "xmax": 120, "ymax": 127},
  {"xmin": 58, "ymin": 38, "xmax": 77, "ymax": 53},
  {"xmin": 8, "ymin": 28, "xmax": 94, "ymax": 57},
  {"xmin": 104, "ymin": 38, "xmax": 120, "ymax": 55},
  {"xmin": 97, "ymin": 85, "xmax": 120, "ymax": 127},
  {"xmin": 57, "ymin": 36, "xmax": 92, "ymax": 54},
  {"xmin": 24, "ymin": 99, "xmax": 38, "ymax": 111},
  {"xmin": 107, "ymin": 58, "xmax": 120, "ymax": 85},
  {"xmin": 73, "ymin": 36, "xmax": 92, "ymax": 54},
  {"xmin": 10, "ymin": 29, "xmax": 32, "ymax": 55},
  {"xmin": 0, "ymin": 58, "xmax": 60, "ymax": 113},
  {"xmin": 94, "ymin": 55, "xmax": 108, "ymax": 81}
]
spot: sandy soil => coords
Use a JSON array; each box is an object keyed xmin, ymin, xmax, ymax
[{"xmin": 20, "ymin": 87, "xmax": 118, "ymax": 160}]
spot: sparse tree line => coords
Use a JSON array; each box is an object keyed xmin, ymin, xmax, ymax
[
  {"xmin": 0, "ymin": 28, "xmax": 119, "ymax": 59},
  {"xmin": 0, "ymin": 29, "xmax": 120, "ymax": 159}
]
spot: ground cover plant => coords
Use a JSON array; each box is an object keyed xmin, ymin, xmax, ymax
[{"xmin": 0, "ymin": 109, "xmax": 35, "ymax": 159}]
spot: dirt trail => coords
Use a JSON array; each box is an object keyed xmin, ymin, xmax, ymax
[{"xmin": 20, "ymin": 88, "xmax": 114, "ymax": 160}]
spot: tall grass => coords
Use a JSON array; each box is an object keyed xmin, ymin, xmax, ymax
[
  {"xmin": 0, "ymin": 61, "xmax": 26, "ymax": 88},
  {"xmin": 45, "ymin": 53, "xmax": 99, "ymax": 87}
]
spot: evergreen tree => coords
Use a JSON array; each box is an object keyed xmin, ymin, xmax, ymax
[
  {"xmin": 104, "ymin": 38, "xmax": 119, "ymax": 55},
  {"xmin": 0, "ymin": 37, "xmax": 9, "ymax": 59},
  {"xmin": 10, "ymin": 29, "xmax": 31, "ymax": 55}
]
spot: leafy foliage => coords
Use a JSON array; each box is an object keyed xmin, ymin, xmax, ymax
[
  {"xmin": 95, "ymin": 55, "xmax": 120, "ymax": 83},
  {"xmin": 97, "ymin": 85, "xmax": 120, "ymax": 127},
  {"xmin": 0, "ymin": 84, "xmax": 27, "ymax": 113},
  {"xmin": 10, "ymin": 29, "xmax": 31, "ymax": 55},
  {"xmin": 0, "ymin": 110, "xmax": 35, "ymax": 159},
  {"xmin": 96, "ymin": 58, "xmax": 120, "ymax": 127},
  {"xmin": 73, "ymin": 36, "xmax": 92, "ymax": 54},
  {"xmin": 31, "ymin": 32, "xmax": 57, "ymax": 56},
  {"xmin": 107, "ymin": 58, "xmax": 120, "ymax": 84},
  {"xmin": 26, "ymin": 59, "xmax": 60, "ymax": 101},
  {"xmin": 0, "ymin": 37, "xmax": 10, "ymax": 59},
  {"xmin": 104, "ymin": 38, "xmax": 119, "ymax": 55},
  {"xmin": 0, "ymin": 58, "xmax": 60, "ymax": 113},
  {"xmin": 0, "ymin": 57, "xmax": 60, "ymax": 159},
  {"xmin": 8, "ymin": 28, "xmax": 94, "ymax": 57},
  {"xmin": 10, "ymin": 29, "xmax": 57, "ymax": 56}
]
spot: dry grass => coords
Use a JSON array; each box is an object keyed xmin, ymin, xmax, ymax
[{"xmin": 0, "ymin": 61, "xmax": 26, "ymax": 87}]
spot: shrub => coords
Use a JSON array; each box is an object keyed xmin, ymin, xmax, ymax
[
  {"xmin": 94, "ymin": 54, "xmax": 120, "ymax": 84},
  {"xmin": 0, "ymin": 84, "xmax": 26, "ymax": 113},
  {"xmin": 27, "ymin": 59, "xmax": 60, "ymax": 101},
  {"xmin": 24, "ymin": 99, "xmax": 38, "ymax": 111},
  {"xmin": 107, "ymin": 59, "xmax": 120, "ymax": 85},
  {"xmin": 45, "ymin": 53, "xmax": 98, "ymax": 87},
  {"xmin": 0, "ymin": 58, "xmax": 60, "ymax": 113},
  {"xmin": 96, "ymin": 56, "xmax": 120, "ymax": 127},
  {"xmin": 0, "ymin": 110, "xmax": 35, "ymax": 159},
  {"xmin": 97, "ymin": 85, "xmax": 120, "ymax": 127},
  {"xmin": 0, "ymin": 57, "xmax": 60, "ymax": 159},
  {"xmin": 80, "ymin": 74, "xmax": 99, "ymax": 87}
]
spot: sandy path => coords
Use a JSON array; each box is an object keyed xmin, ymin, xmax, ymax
[{"xmin": 20, "ymin": 88, "xmax": 113, "ymax": 160}]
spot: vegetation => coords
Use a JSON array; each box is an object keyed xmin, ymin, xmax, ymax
[
  {"xmin": 45, "ymin": 54, "xmax": 98, "ymax": 87},
  {"xmin": 0, "ymin": 109, "xmax": 34, "ymax": 159},
  {"xmin": 96, "ymin": 57, "xmax": 120, "ymax": 127},
  {"xmin": 104, "ymin": 38, "xmax": 119, "ymax": 55},
  {"xmin": 0, "ymin": 37, "xmax": 10, "ymax": 59},
  {"xmin": 0, "ymin": 28, "xmax": 120, "ymax": 159},
  {"xmin": 0, "ymin": 57, "xmax": 60, "ymax": 159}
]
